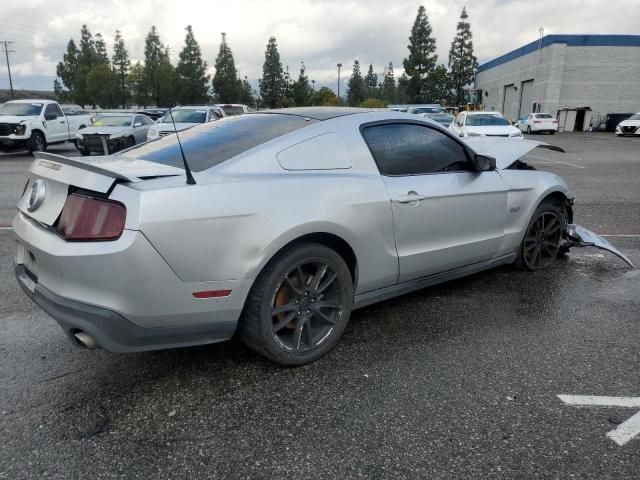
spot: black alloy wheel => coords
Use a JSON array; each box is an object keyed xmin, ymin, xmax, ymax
[{"xmin": 521, "ymin": 210, "xmax": 563, "ymax": 270}]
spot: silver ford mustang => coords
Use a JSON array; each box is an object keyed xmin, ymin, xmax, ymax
[{"xmin": 13, "ymin": 108, "xmax": 632, "ymax": 365}]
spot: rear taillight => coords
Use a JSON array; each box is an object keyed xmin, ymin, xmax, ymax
[{"xmin": 57, "ymin": 194, "xmax": 126, "ymax": 241}]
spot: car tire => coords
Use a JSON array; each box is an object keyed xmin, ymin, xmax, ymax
[
  {"xmin": 526, "ymin": 126, "xmax": 532, "ymax": 134},
  {"xmin": 80, "ymin": 146, "xmax": 91, "ymax": 156},
  {"xmin": 127, "ymin": 136, "xmax": 135, "ymax": 148},
  {"xmin": 516, "ymin": 200, "xmax": 567, "ymax": 271},
  {"xmin": 27, "ymin": 131, "xmax": 46, "ymax": 154},
  {"xmin": 238, "ymin": 242, "xmax": 353, "ymax": 366},
  {"xmin": 550, "ymin": 131, "xmax": 555, "ymax": 135}
]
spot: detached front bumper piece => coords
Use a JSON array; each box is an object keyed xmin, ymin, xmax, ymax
[{"xmin": 565, "ymin": 224, "xmax": 633, "ymax": 267}]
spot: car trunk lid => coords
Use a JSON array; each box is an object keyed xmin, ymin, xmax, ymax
[{"xmin": 18, "ymin": 152, "xmax": 183, "ymax": 226}]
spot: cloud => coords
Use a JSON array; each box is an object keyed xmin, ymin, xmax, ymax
[{"xmin": 1, "ymin": 0, "xmax": 638, "ymax": 91}]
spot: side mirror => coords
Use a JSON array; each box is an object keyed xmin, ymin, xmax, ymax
[
  {"xmin": 474, "ymin": 154, "xmax": 496, "ymax": 172},
  {"xmin": 44, "ymin": 113, "xmax": 57, "ymax": 120},
  {"xmin": 457, "ymin": 120, "xmax": 463, "ymax": 127}
]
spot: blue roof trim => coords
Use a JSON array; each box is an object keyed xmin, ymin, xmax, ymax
[{"xmin": 477, "ymin": 35, "xmax": 640, "ymax": 73}]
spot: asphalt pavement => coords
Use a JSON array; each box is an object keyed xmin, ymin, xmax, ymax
[{"xmin": 1, "ymin": 134, "xmax": 639, "ymax": 479}]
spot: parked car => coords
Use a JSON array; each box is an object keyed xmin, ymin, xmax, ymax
[
  {"xmin": 0, "ymin": 99, "xmax": 92, "ymax": 154},
  {"xmin": 422, "ymin": 112, "xmax": 455, "ymax": 128},
  {"xmin": 216, "ymin": 104, "xmax": 252, "ymax": 116},
  {"xmin": 147, "ymin": 106, "xmax": 225, "ymax": 140},
  {"xmin": 516, "ymin": 113, "xmax": 558, "ymax": 134},
  {"xmin": 75, "ymin": 113, "xmax": 155, "ymax": 155},
  {"xmin": 13, "ymin": 108, "xmax": 631, "ymax": 366},
  {"xmin": 408, "ymin": 104, "xmax": 443, "ymax": 114},
  {"xmin": 450, "ymin": 111, "xmax": 523, "ymax": 138},
  {"xmin": 615, "ymin": 113, "xmax": 640, "ymax": 136}
]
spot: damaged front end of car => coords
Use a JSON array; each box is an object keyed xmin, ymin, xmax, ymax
[{"xmin": 563, "ymin": 224, "xmax": 633, "ymax": 267}]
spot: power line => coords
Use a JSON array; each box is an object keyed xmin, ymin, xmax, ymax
[{"xmin": 1, "ymin": 41, "xmax": 15, "ymax": 98}]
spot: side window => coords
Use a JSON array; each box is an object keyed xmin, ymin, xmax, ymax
[
  {"xmin": 362, "ymin": 123, "xmax": 471, "ymax": 176},
  {"xmin": 139, "ymin": 115, "xmax": 153, "ymax": 125},
  {"xmin": 54, "ymin": 104, "xmax": 64, "ymax": 117},
  {"xmin": 45, "ymin": 104, "xmax": 59, "ymax": 118}
]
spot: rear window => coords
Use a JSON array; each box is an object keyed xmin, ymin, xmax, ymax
[
  {"xmin": 221, "ymin": 105, "xmax": 246, "ymax": 116},
  {"xmin": 535, "ymin": 114, "xmax": 553, "ymax": 119},
  {"xmin": 117, "ymin": 114, "xmax": 316, "ymax": 172}
]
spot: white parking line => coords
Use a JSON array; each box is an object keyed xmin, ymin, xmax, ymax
[
  {"xmin": 558, "ymin": 395, "xmax": 640, "ymax": 446},
  {"xmin": 0, "ymin": 226, "xmax": 12, "ymax": 230},
  {"xmin": 600, "ymin": 234, "xmax": 640, "ymax": 238},
  {"xmin": 526, "ymin": 155, "xmax": 585, "ymax": 169}
]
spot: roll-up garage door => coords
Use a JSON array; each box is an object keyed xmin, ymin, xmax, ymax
[
  {"xmin": 502, "ymin": 85, "xmax": 518, "ymax": 122},
  {"xmin": 519, "ymin": 80, "xmax": 534, "ymax": 117}
]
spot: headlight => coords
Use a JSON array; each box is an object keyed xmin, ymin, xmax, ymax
[
  {"xmin": 13, "ymin": 124, "xmax": 26, "ymax": 135},
  {"xmin": 510, "ymin": 132, "xmax": 523, "ymax": 137},
  {"xmin": 109, "ymin": 133, "xmax": 124, "ymax": 140}
]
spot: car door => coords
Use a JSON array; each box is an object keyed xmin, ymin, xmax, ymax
[
  {"xmin": 43, "ymin": 104, "xmax": 68, "ymax": 142},
  {"xmin": 133, "ymin": 115, "xmax": 151, "ymax": 143},
  {"xmin": 361, "ymin": 121, "xmax": 508, "ymax": 282}
]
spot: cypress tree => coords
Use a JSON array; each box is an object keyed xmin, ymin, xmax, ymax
[
  {"xmin": 94, "ymin": 33, "xmax": 109, "ymax": 65},
  {"xmin": 402, "ymin": 6, "xmax": 437, "ymax": 103},
  {"xmin": 425, "ymin": 64, "xmax": 454, "ymax": 105},
  {"xmin": 364, "ymin": 64, "xmax": 379, "ymax": 99},
  {"xmin": 382, "ymin": 62, "xmax": 396, "ymax": 103},
  {"xmin": 143, "ymin": 26, "xmax": 174, "ymax": 106},
  {"xmin": 292, "ymin": 62, "xmax": 312, "ymax": 106},
  {"xmin": 74, "ymin": 25, "xmax": 99, "ymax": 106},
  {"xmin": 127, "ymin": 61, "xmax": 148, "ymax": 107},
  {"xmin": 448, "ymin": 7, "xmax": 478, "ymax": 106},
  {"xmin": 112, "ymin": 30, "xmax": 130, "ymax": 108},
  {"xmin": 176, "ymin": 25, "xmax": 210, "ymax": 104},
  {"xmin": 346, "ymin": 60, "xmax": 365, "ymax": 106},
  {"xmin": 260, "ymin": 37, "xmax": 284, "ymax": 108},
  {"xmin": 55, "ymin": 39, "xmax": 79, "ymax": 95},
  {"xmin": 212, "ymin": 32, "xmax": 241, "ymax": 103}
]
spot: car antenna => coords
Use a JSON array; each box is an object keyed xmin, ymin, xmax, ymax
[{"xmin": 168, "ymin": 105, "xmax": 196, "ymax": 185}]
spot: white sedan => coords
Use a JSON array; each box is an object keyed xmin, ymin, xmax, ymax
[
  {"xmin": 615, "ymin": 113, "xmax": 640, "ymax": 136},
  {"xmin": 517, "ymin": 113, "xmax": 558, "ymax": 134},
  {"xmin": 450, "ymin": 111, "xmax": 523, "ymax": 139},
  {"xmin": 147, "ymin": 106, "xmax": 225, "ymax": 141}
]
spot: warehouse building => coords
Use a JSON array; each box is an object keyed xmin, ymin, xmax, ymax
[{"xmin": 475, "ymin": 35, "xmax": 640, "ymax": 131}]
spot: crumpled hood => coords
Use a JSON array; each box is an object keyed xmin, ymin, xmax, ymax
[
  {"xmin": 153, "ymin": 122, "xmax": 199, "ymax": 132},
  {"xmin": 79, "ymin": 126, "xmax": 130, "ymax": 135},
  {"xmin": 462, "ymin": 137, "xmax": 563, "ymax": 170},
  {"xmin": 0, "ymin": 115, "xmax": 39, "ymax": 124}
]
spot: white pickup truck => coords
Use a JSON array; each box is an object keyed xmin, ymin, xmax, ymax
[{"xmin": 0, "ymin": 99, "xmax": 92, "ymax": 154}]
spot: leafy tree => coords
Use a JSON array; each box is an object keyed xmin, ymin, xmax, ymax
[
  {"xmin": 260, "ymin": 37, "xmax": 284, "ymax": 108},
  {"xmin": 310, "ymin": 86, "xmax": 342, "ymax": 106},
  {"xmin": 448, "ymin": 7, "xmax": 478, "ymax": 106},
  {"xmin": 212, "ymin": 32, "xmax": 241, "ymax": 103},
  {"xmin": 293, "ymin": 62, "xmax": 311, "ymax": 106},
  {"xmin": 55, "ymin": 39, "xmax": 79, "ymax": 95},
  {"xmin": 360, "ymin": 98, "xmax": 387, "ymax": 108},
  {"xmin": 86, "ymin": 63, "xmax": 116, "ymax": 107},
  {"xmin": 143, "ymin": 26, "xmax": 175, "ymax": 106},
  {"xmin": 364, "ymin": 64, "xmax": 379, "ymax": 99},
  {"xmin": 402, "ymin": 6, "xmax": 437, "ymax": 103},
  {"xmin": 239, "ymin": 76, "xmax": 255, "ymax": 107},
  {"xmin": 176, "ymin": 25, "xmax": 210, "ymax": 104},
  {"xmin": 425, "ymin": 64, "xmax": 454, "ymax": 105},
  {"xmin": 381, "ymin": 62, "xmax": 396, "ymax": 103},
  {"xmin": 127, "ymin": 61, "xmax": 148, "ymax": 107},
  {"xmin": 346, "ymin": 60, "xmax": 365, "ymax": 106},
  {"xmin": 112, "ymin": 30, "xmax": 130, "ymax": 108}
]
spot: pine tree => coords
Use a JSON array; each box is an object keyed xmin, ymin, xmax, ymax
[
  {"xmin": 292, "ymin": 62, "xmax": 312, "ymax": 106},
  {"xmin": 396, "ymin": 73, "xmax": 410, "ymax": 104},
  {"xmin": 282, "ymin": 65, "xmax": 295, "ymax": 107},
  {"xmin": 94, "ymin": 33, "xmax": 109, "ymax": 65},
  {"xmin": 364, "ymin": 64, "xmax": 379, "ymax": 99},
  {"xmin": 425, "ymin": 64, "xmax": 454, "ymax": 105},
  {"xmin": 448, "ymin": 7, "xmax": 478, "ymax": 106},
  {"xmin": 239, "ymin": 76, "xmax": 255, "ymax": 107},
  {"xmin": 87, "ymin": 63, "xmax": 115, "ymax": 107},
  {"xmin": 143, "ymin": 26, "xmax": 174, "ymax": 106},
  {"xmin": 127, "ymin": 61, "xmax": 148, "ymax": 107},
  {"xmin": 402, "ymin": 6, "xmax": 437, "ymax": 103},
  {"xmin": 112, "ymin": 30, "xmax": 130, "ymax": 108},
  {"xmin": 176, "ymin": 25, "xmax": 210, "ymax": 104},
  {"xmin": 382, "ymin": 62, "xmax": 396, "ymax": 103},
  {"xmin": 260, "ymin": 37, "xmax": 284, "ymax": 109},
  {"xmin": 55, "ymin": 39, "xmax": 79, "ymax": 95},
  {"xmin": 346, "ymin": 60, "xmax": 365, "ymax": 106},
  {"xmin": 75, "ymin": 25, "xmax": 99, "ymax": 106},
  {"xmin": 212, "ymin": 32, "xmax": 241, "ymax": 103}
]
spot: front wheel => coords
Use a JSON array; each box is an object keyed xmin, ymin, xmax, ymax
[
  {"xmin": 239, "ymin": 243, "xmax": 353, "ymax": 366},
  {"xmin": 27, "ymin": 131, "xmax": 46, "ymax": 154},
  {"xmin": 517, "ymin": 201, "xmax": 566, "ymax": 271}
]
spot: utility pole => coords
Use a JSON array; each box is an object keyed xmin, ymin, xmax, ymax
[{"xmin": 2, "ymin": 41, "xmax": 15, "ymax": 98}]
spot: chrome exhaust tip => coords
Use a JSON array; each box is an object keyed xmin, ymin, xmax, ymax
[{"xmin": 74, "ymin": 331, "xmax": 98, "ymax": 350}]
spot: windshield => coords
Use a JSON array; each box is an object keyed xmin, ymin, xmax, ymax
[
  {"xmin": 93, "ymin": 115, "xmax": 132, "ymax": 127},
  {"xmin": 466, "ymin": 114, "xmax": 510, "ymax": 127},
  {"xmin": 160, "ymin": 110, "xmax": 207, "ymax": 123},
  {"xmin": 220, "ymin": 106, "xmax": 245, "ymax": 116},
  {"xmin": 535, "ymin": 114, "xmax": 554, "ymax": 119},
  {"xmin": 628, "ymin": 114, "xmax": 640, "ymax": 120},
  {"xmin": 0, "ymin": 102, "xmax": 43, "ymax": 116},
  {"xmin": 426, "ymin": 113, "xmax": 454, "ymax": 122},
  {"xmin": 118, "ymin": 114, "xmax": 317, "ymax": 172}
]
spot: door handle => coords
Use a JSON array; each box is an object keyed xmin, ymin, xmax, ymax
[
  {"xmin": 397, "ymin": 192, "xmax": 427, "ymax": 204},
  {"xmin": 60, "ymin": 120, "xmax": 66, "ymax": 123}
]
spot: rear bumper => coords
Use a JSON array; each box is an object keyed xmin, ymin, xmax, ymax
[{"xmin": 13, "ymin": 211, "xmax": 252, "ymax": 352}]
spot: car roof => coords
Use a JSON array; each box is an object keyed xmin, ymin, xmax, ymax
[
  {"xmin": 256, "ymin": 107, "xmax": 374, "ymax": 121},
  {"xmin": 467, "ymin": 111, "xmax": 504, "ymax": 115},
  {"xmin": 97, "ymin": 112, "xmax": 133, "ymax": 116}
]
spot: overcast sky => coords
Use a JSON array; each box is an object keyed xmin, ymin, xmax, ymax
[{"xmin": 1, "ymin": 0, "xmax": 639, "ymax": 93}]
